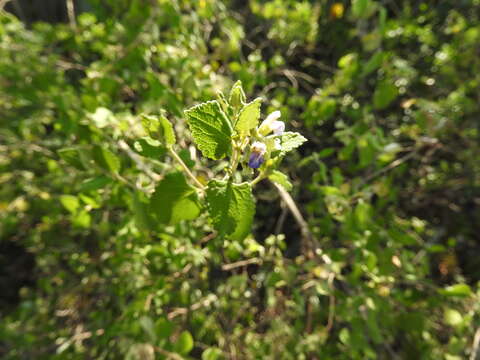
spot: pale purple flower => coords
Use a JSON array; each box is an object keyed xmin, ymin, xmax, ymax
[
  {"xmin": 271, "ymin": 120, "xmax": 285, "ymax": 135},
  {"xmin": 259, "ymin": 110, "xmax": 284, "ymax": 136}
]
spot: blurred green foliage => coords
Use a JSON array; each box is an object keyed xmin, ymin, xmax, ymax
[{"xmin": 1, "ymin": 0, "xmax": 480, "ymax": 359}]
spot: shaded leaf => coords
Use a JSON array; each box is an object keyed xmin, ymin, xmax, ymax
[
  {"xmin": 206, "ymin": 180, "xmax": 255, "ymax": 241},
  {"xmin": 149, "ymin": 172, "xmax": 200, "ymax": 225}
]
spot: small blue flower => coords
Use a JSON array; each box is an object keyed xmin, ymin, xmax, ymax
[
  {"xmin": 248, "ymin": 152, "xmax": 264, "ymax": 169},
  {"xmin": 248, "ymin": 141, "xmax": 267, "ymax": 169}
]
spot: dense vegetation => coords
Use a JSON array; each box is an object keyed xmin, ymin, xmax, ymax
[{"xmin": 1, "ymin": 0, "xmax": 479, "ymax": 359}]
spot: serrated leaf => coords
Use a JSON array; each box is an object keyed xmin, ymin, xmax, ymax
[
  {"xmin": 280, "ymin": 132, "xmax": 308, "ymax": 154},
  {"xmin": 206, "ymin": 180, "xmax": 255, "ymax": 241},
  {"xmin": 141, "ymin": 114, "xmax": 176, "ymax": 146},
  {"xmin": 373, "ymin": 80, "xmax": 398, "ymax": 110},
  {"xmin": 92, "ymin": 146, "xmax": 121, "ymax": 173},
  {"xmin": 184, "ymin": 100, "xmax": 232, "ymax": 160},
  {"xmin": 236, "ymin": 97, "xmax": 262, "ymax": 136},
  {"xmin": 268, "ymin": 170, "xmax": 292, "ymax": 191},
  {"xmin": 149, "ymin": 172, "xmax": 200, "ymax": 225},
  {"xmin": 174, "ymin": 331, "xmax": 194, "ymax": 355}
]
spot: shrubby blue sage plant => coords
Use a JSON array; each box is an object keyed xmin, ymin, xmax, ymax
[{"xmin": 141, "ymin": 81, "xmax": 307, "ymax": 240}]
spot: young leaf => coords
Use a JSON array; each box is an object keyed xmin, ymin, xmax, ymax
[
  {"xmin": 280, "ymin": 132, "xmax": 308, "ymax": 154},
  {"xmin": 184, "ymin": 100, "xmax": 232, "ymax": 160},
  {"xmin": 141, "ymin": 114, "xmax": 176, "ymax": 146},
  {"xmin": 268, "ymin": 170, "xmax": 293, "ymax": 191},
  {"xmin": 149, "ymin": 172, "xmax": 200, "ymax": 225},
  {"xmin": 235, "ymin": 97, "xmax": 262, "ymax": 136},
  {"xmin": 205, "ymin": 180, "xmax": 255, "ymax": 241},
  {"xmin": 92, "ymin": 146, "xmax": 121, "ymax": 173},
  {"xmin": 229, "ymin": 80, "xmax": 246, "ymax": 108}
]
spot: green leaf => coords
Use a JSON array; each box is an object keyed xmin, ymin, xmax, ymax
[
  {"xmin": 174, "ymin": 331, "xmax": 194, "ymax": 355},
  {"xmin": 362, "ymin": 51, "xmax": 384, "ymax": 77},
  {"xmin": 60, "ymin": 195, "xmax": 79, "ymax": 214},
  {"xmin": 149, "ymin": 172, "xmax": 200, "ymax": 225},
  {"xmin": 58, "ymin": 147, "xmax": 86, "ymax": 170},
  {"xmin": 235, "ymin": 97, "xmax": 262, "ymax": 136},
  {"xmin": 159, "ymin": 115, "xmax": 176, "ymax": 146},
  {"xmin": 268, "ymin": 170, "xmax": 292, "ymax": 191},
  {"xmin": 133, "ymin": 137, "xmax": 166, "ymax": 159},
  {"xmin": 352, "ymin": 0, "xmax": 375, "ymax": 19},
  {"xmin": 439, "ymin": 283, "xmax": 472, "ymax": 297},
  {"xmin": 229, "ymin": 80, "xmax": 246, "ymax": 108},
  {"xmin": 92, "ymin": 146, "xmax": 121, "ymax": 173},
  {"xmin": 280, "ymin": 132, "xmax": 308, "ymax": 154},
  {"xmin": 373, "ymin": 80, "xmax": 398, "ymax": 110},
  {"xmin": 141, "ymin": 114, "xmax": 176, "ymax": 146},
  {"xmin": 206, "ymin": 180, "xmax": 255, "ymax": 241},
  {"xmin": 72, "ymin": 210, "xmax": 91, "ymax": 228},
  {"xmin": 444, "ymin": 308, "xmax": 463, "ymax": 327},
  {"xmin": 156, "ymin": 318, "xmax": 173, "ymax": 339},
  {"xmin": 131, "ymin": 192, "xmax": 153, "ymax": 232},
  {"xmin": 139, "ymin": 316, "xmax": 156, "ymax": 342},
  {"xmin": 317, "ymin": 98, "xmax": 337, "ymax": 122},
  {"xmin": 80, "ymin": 176, "xmax": 112, "ymax": 192},
  {"xmin": 184, "ymin": 100, "xmax": 232, "ymax": 160},
  {"xmin": 89, "ymin": 107, "xmax": 114, "ymax": 128},
  {"xmin": 202, "ymin": 347, "xmax": 222, "ymax": 360}
]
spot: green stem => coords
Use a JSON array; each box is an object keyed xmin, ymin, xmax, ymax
[
  {"xmin": 250, "ymin": 172, "xmax": 266, "ymax": 186},
  {"xmin": 229, "ymin": 146, "xmax": 241, "ymax": 176},
  {"xmin": 168, "ymin": 147, "xmax": 205, "ymax": 190}
]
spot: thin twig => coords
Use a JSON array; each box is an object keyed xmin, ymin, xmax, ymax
[
  {"xmin": 361, "ymin": 150, "xmax": 417, "ymax": 186},
  {"xmin": 222, "ymin": 257, "xmax": 261, "ymax": 271},
  {"xmin": 153, "ymin": 346, "xmax": 185, "ymax": 360},
  {"xmin": 168, "ymin": 147, "xmax": 205, "ymax": 190},
  {"xmin": 471, "ymin": 327, "xmax": 480, "ymax": 360},
  {"xmin": 167, "ymin": 295, "xmax": 217, "ymax": 320},
  {"xmin": 271, "ymin": 181, "xmax": 331, "ymax": 263},
  {"xmin": 325, "ymin": 272, "xmax": 336, "ymax": 335},
  {"xmin": 0, "ymin": 0, "xmax": 11, "ymax": 11},
  {"xmin": 66, "ymin": 0, "xmax": 76, "ymax": 29},
  {"xmin": 274, "ymin": 203, "xmax": 288, "ymax": 235}
]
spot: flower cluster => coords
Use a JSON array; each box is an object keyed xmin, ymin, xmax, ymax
[{"xmin": 248, "ymin": 110, "xmax": 285, "ymax": 169}]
